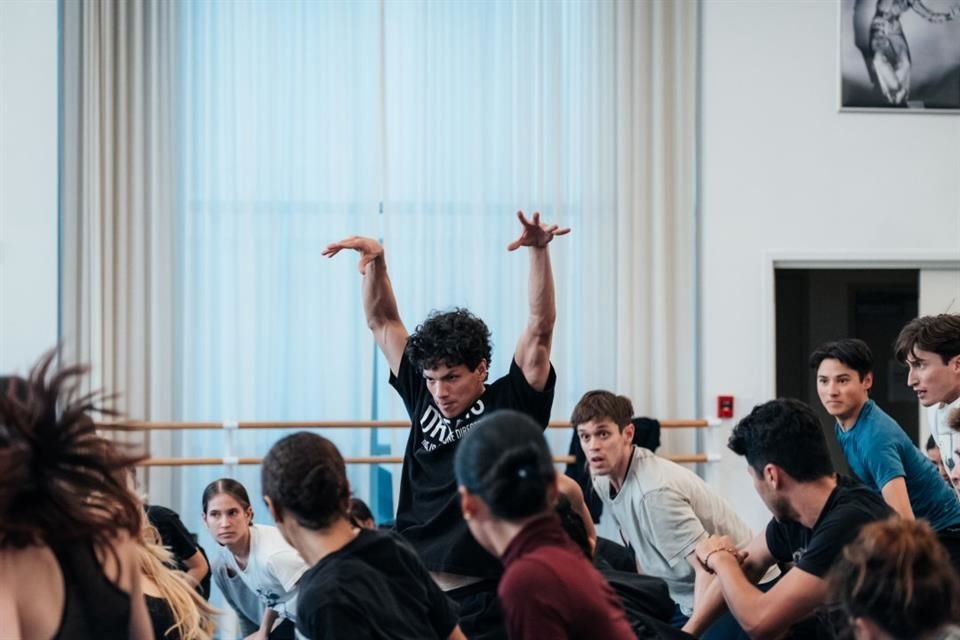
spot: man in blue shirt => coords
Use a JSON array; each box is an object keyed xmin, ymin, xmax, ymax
[{"xmin": 810, "ymin": 338, "xmax": 960, "ymax": 568}]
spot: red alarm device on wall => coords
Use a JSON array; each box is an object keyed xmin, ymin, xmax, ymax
[{"xmin": 717, "ymin": 396, "xmax": 734, "ymax": 419}]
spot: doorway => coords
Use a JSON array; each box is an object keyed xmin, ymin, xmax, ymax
[{"xmin": 775, "ymin": 269, "xmax": 919, "ymax": 475}]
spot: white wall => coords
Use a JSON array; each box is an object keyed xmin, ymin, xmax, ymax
[
  {"xmin": 0, "ymin": 0, "xmax": 58, "ymax": 373},
  {"xmin": 701, "ymin": 0, "xmax": 960, "ymax": 529}
]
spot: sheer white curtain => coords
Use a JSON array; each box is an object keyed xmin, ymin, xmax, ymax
[
  {"xmin": 613, "ymin": 0, "xmax": 699, "ymax": 450},
  {"xmin": 60, "ymin": 0, "xmax": 179, "ymax": 504},
  {"xmin": 175, "ymin": 0, "xmax": 384, "ymax": 531},
  {"xmin": 152, "ymin": 0, "xmax": 693, "ymax": 533},
  {"xmin": 375, "ymin": 0, "xmax": 622, "ymax": 458},
  {"xmin": 59, "ymin": 0, "xmax": 696, "ymax": 627}
]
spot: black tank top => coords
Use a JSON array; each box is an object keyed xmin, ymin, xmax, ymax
[
  {"xmin": 53, "ymin": 543, "xmax": 131, "ymax": 640},
  {"xmin": 146, "ymin": 594, "xmax": 181, "ymax": 639}
]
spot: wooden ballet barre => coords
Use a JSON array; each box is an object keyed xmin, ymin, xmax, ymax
[
  {"xmin": 137, "ymin": 453, "xmax": 710, "ymax": 467},
  {"xmin": 99, "ymin": 418, "xmax": 712, "ymax": 431}
]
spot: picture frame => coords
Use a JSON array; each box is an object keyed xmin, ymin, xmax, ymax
[{"xmin": 839, "ymin": 0, "xmax": 960, "ymax": 112}]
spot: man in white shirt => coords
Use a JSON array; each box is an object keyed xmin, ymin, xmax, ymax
[
  {"xmin": 895, "ymin": 314, "xmax": 960, "ymax": 494},
  {"xmin": 571, "ymin": 390, "xmax": 773, "ymax": 630}
]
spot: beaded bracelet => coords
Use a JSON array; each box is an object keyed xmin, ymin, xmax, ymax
[{"xmin": 702, "ymin": 547, "xmax": 736, "ymax": 574}]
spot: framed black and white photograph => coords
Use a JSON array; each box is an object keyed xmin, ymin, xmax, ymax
[{"xmin": 840, "ymin": 0, "xmax": 960, "ymax": 111}]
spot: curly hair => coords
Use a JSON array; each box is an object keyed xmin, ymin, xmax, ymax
[
  {"xmin": 406, "ymin": 308, "xmax": 492, "ymax": 375},
  {"xmin": 828, "ymin": 518, "xmax": 960, "ymax": 638},
  {"xmin": 0, "ymin": 350, "xmax": 147, "ymax": 549},
  {"xmin": 261, "ymin": 432, "xmax": 351, "ymax": 530},
  {"xmin": 728, "ymin": 398, "xmax": 834, "ymax": 482}
]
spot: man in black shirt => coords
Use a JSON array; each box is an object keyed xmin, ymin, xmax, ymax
[
  {"xmin": 324, "ymin": 211, "xmax": 567, "ymax": 639},
  {"xmin": 683, "ymin": 399, "xmax": 891, "ymax": 639},
  {"xmin": 146, "ymin": 503, "xmax": 211, "ymax": 597}
]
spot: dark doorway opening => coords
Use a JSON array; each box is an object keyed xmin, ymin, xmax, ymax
[{"xmin": 775, "ymin": 269, "xmax": 919, "ymax": 476}]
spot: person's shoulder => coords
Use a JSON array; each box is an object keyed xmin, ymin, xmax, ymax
[
  {"xmin": 145, "ymin": 503, "xmax": 174, "ymax": 517},
  {"xmin": 342, "ymin": 527, "xmax": 409, "ymax": 560},
  {"xmin": 298, "ymin": 562, "xmax": 355, "ymax": 609},
  {"xmin": 865, "ymin": 403, "xmax": 910, "ymax": 437},
  {"xmin": 826, "ymin": 480, "xmax": 891, "ymax": 521},
  {"xmin": 254, "ymin": 525, "xmax": 300, "ymax": 559},
  {"xmin": 631, "ymin": 449, "xmax": 690, "ymax": 491},
  {"xmin": 145, "ymin": 504, "xmax": 179, "ymax": 524},
  {"xmin": 494, "ymin": 358, "xmax": 556, "ymax": 391},
  {"xmin": 502, "ymin": 553, "xmax": 564, "ymax": 593}
]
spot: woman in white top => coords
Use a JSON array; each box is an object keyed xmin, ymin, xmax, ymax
[{"xmin": 202, "ymin": 479, "xmax": 308, "ymax": 640}]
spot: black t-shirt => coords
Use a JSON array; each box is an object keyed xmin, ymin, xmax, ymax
[
  {"xmin": 389, "ymin": 353, "xmax": 556, "ymax": 577},
  {"xmin": 146, "ymin": 504, "xmax": 211, "ymax": 597},
  {"xmin": 765, "ymin": 477, "xmax": 891, "ymax": 578},
  {"xmin": 296, "ymin": 528, "xmax": 459, "ymax": 640}
]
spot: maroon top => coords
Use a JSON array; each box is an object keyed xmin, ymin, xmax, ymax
[{"xmin": 498, "ymin": 514, "xmax": 635, "ymax": 640}]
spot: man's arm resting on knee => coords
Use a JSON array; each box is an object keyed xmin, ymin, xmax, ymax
[
  {"xmin": 683, "ymin": 533, "xmax": 774, "ymax": 637},
  {"xmin": 704, "ymin": 550, "xmax": 826, "ymax": 640}
]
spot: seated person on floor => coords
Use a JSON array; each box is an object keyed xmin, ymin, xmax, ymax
[
  {"xmin": 262, "ymin": 432, "xmax": 465, "ymax": 640},
  {"xmin": 555, "ymin": 482, "xmax": 693, "ymax": 639},
  {"xmin": 572, "ymin": 389, "xmax": 773, "ymax": 627},
  {"xmin": 686, "ymin": 399, "xmax": 892, "ymax": 639},
  {"xmin": 810, "ymin": 338, "xmax": 960, "ymax": 568},
  {"xmin": 455, "ymin": 409, "xmax": 636, "ymax": 640}
]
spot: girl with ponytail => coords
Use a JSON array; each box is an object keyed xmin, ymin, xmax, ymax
[
  {"xmin": 454, "ymin": 409, "xmax": 635, "ymax": 640},
  {"xmin": 261, "ymin": 432, "xmax": 465, "ymax": 640},
  {"xmin": 0, "ymin": 352, "xmax": 153, "ymax": 639},
  {"xmin": 201, "ymin": 478, "xmax": 307, "ymax": 640}
]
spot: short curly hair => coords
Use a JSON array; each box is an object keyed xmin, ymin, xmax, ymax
[
  {"xmin": 406, "ymin": 308, "xmax": 492, "ymax": 374},
  {"xmin": 728, "ymin": 398, "xmax": 834, "ymax": 482},
  {"xmin": 261, "ymin": 432, "xmax": 351, "ymax": 530}
]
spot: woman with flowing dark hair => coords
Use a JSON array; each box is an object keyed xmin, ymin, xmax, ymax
[
  {"xmin": 828, "ymin": 517, "xmax": 960, "ymax": 640},
  {"xmin": 0, "ymin": 352, "xmax": 153, "ymax": 639},
  {"xmin": 261, "ymin": 431, "xmax": 465, "ymax": 640},
  {"xmin": 454, "ymin": 409, "xmax": 635, "ymax": 640}
]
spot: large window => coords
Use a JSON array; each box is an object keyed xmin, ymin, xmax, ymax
[{"xmin": 175, "ymin": 0, "xmax": 620, "ymax": 538}]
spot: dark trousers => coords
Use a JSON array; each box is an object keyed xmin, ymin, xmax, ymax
[{"xmin": 447, "ymin": 580, "xmax": 507, "ymax": 640}]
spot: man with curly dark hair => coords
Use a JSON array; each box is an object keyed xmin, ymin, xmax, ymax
[{"xmin": 324, "ymin": 211, "xmax": 568, "ymax": 640}]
